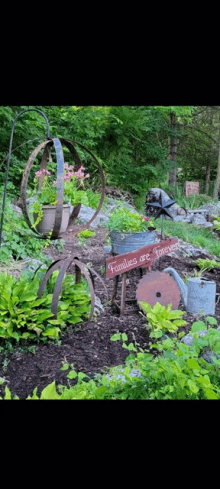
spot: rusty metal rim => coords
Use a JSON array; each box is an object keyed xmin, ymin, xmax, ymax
[
  {"xmin": 20, "ymin": 137, "xmax": 105, "ymax": 239},
  {"xmin": 37, "ymin": 257, "xmax": 96, "ymax": 321}
]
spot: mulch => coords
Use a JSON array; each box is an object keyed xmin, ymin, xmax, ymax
[{"xmin": 1, "ymin": 226, "xmax": 220, "ymax": 399}]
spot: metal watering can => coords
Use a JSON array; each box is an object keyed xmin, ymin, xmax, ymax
[{"xmin": 164, "ymin": 267, "xmax": 220, "ymax": 316}]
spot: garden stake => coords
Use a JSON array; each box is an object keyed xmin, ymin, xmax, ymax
[{"xmin": 0, "ymin": 108, "xmax": 50, "ymax": 247}]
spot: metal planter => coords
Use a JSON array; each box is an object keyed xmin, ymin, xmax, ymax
[
  {"xmin": 33, "ymin": 204, "xmax": 71, "ymax": 236},
  {"xmin": 110, "ymin": 230, "xmax": 156, "ymax": 255}
]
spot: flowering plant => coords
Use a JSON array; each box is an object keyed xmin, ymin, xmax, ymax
[
  {"xmin": 105, "ymin": 207, "xmax": 155, "ymax": 233},
  {"xmin": 33, "ymin": 163, "xmax": 90, "ymax": 206}
]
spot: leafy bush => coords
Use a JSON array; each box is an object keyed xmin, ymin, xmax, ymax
[
  {"xmin": 139, "ymin": 301, "xmax": 187, "ymax": 339},
  {"xmin": 196, "ymin": 258, "xmax": 220, "ymax": 272},
  {"xmin": 0, "ymin": 270, "xmax": 91, "ymax": 343},
  {"xmin": 104, "ymin": 207, "xmax": 155, "ymax": 233},
  {"xmin": 78, "ymin": 229, "xmax": 95, "ymax": 239},
  {"xmin": 0, "ymin": 200, "xmax": 48, "ymax": 263}
]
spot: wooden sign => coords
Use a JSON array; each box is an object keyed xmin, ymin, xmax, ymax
[
  {"xmin": 106, "ymin": 237, "xmax": 179, "ymax": 314},
  {"xmin": 185, "ymin": 181, "xmax": 199, "ymax": 197},
  {"xmin": 106, "ymin": 237, "xmax": 178, "ymax": 279}
]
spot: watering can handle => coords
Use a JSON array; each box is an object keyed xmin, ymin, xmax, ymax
[{"xmin": 216, "ymin": 293, "xmax": 220, "ymax": 305}]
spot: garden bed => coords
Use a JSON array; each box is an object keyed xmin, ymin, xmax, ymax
[{"xmin": 1, "ymin": 226, "xmax": 220, "ymax": 399}]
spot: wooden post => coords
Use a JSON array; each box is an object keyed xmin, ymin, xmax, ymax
[{"xmin": 120, "ymin": 272, "xmax": 127, "ymax": 315}]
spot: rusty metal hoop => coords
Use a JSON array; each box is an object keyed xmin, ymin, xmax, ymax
[
  {"xmin": 20, "ymin": 138, "xmax": 106, "ymax": 240},
  {"xmin": 37, "ymin": 256, "xmax": 108, "ymax": 321}
]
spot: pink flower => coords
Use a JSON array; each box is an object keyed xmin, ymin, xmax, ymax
[
  {"xmin": 85, "ymin": 173, "xmax": 90, "ymax": 178},
  {"xmin": 64, "ymin": 163, "xmax": 69, "ymax": 169},
  {"xmin": 35, "ymin": 169, "xmax": 51, "ymax": 178}
]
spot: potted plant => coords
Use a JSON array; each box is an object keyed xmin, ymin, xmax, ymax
[
  {"xmin": 32, "ymin": 163, "xmax": 90, "ymax": 235},
  {"xmin": 105, "ymin": 207, "xmax": 156, "ymax": 254}
]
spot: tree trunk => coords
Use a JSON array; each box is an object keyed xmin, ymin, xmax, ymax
[
  {"xmin": 205, "ymin": 161, "xmax": 211, "ymax": 195},
  {"xmin": 213, "ymin": 141, "xmax": 220, "ymax": 199},
  {"xmin": 168, "ymin": 113, "xmax": 178, "ymax": 186}
]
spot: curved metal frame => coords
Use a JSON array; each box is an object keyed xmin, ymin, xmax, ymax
[
  {"xmin": 20, "ymin": 137, "xmax": 106, "ymax": 239},
  {"xmin": 37, "ymin": 256, "xmax": 108, "ymax": 321}
]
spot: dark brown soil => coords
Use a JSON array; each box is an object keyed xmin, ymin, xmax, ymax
[{"xmin": 1, "ymin": 225, "xmax": 220, "ymax": 399}]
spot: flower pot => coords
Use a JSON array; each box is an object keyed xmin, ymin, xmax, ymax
[
  {"xmin": 33, "ymin": 204, "xmax": 71, "ymax": 235},
  {"xmin": 110, "ymin": 230, "xmax": 156, "ymax": 255}
]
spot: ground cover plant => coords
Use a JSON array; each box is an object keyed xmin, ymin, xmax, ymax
[
  {"xmin": 153, "ymin": 218, "xmax": 220, "ymax": 257},
  {"xmin": 2, "ymin": 185, "xmax": 220, "ymax": 398},
  {"xmin": 4, "ymin": 315, "xmax": 220, "ymax": 400},
  {"xmin": 0, "ymin": 199, "xmax": 49, "ymax": 263},
  {"xmin": 0, "ymin": 268, "xmax": 91, "ymax": 343}
]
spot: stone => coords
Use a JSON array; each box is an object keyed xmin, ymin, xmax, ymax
[
  {"xmin": 103, "ymin": 245, "xmax": 112, "ymax": 253},
  {"xmin": 9, "ymin": 203, "xmax": 22, "ymax": 214},
  {"xmin": 77, "ymin": 204, "xmax": 109, "ymax": 229},
  {"xmin": 94, "ymin": 296, "xmax": 105, "ymax": 315},
  {"xmin": 190, "ymin": 213, "xmax": 210, "ymax": 226},
  {"xmin": 22, "ymin": 258, "xmax": 45, "ymax": 272},
  {"xmin": 106, "ymin": 368, "xmax": 142, "ymax": 383},
  {"xmin": 201, "ymin": 350, "xmax": 220, "ymax": 364},
  {"xmin": 181, "ymin": 327, "xmax": 220, "ymax": 363},
  {"xmin": 182, "ymin": 330, "xmax": 208, "ymax": 347}
]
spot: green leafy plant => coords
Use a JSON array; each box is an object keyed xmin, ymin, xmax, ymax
[
  {"xmin": 213, "ymin": 216, "xmax": 220, "ymax": 235},
  {"xmin": 0, "ymin": 270, "xmax": 91, "ymax": 343},
  {"xmin": 18, "ymin": 337, "xmax": 220, "ymax": 399},
  {"xmin": 32, "ymin": 163, "xmax": 91, "ymax": 227},
  {"xmin": 110, "ymin": 332, "xmax": 137, "ymax": 351},
  {"xmin": 78, "ymin": 229, "xmax": 95, "ymax": 239},
  {"xmin": 139, "ymin": 301, "xmax": 187, "ymax": 339},
  {"xmin": 0, "ymin": 200, "xmax": 50, "ymax": 263},
  {"xmin": 196, "ymin": 258, "xmax": 220, "ymax": 272},
  {"xmin": 104, "ymin": 207, "xmax": 155, "ymax": 234}
]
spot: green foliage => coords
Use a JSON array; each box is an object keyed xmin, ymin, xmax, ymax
[
  {"xmin": 153, "ymin": 218, "xmax": 220, "ymax": 258},
  {"xmin": 78, "ymin": 229, "xmax": 95, "ymax": 239},
  {"xmin": 18, "ymin": 323, "xmax": 220, "ymax": 399},
  {"xmin": 196, "ymin": 258, "xmax": 220, "ymax": 272},
  {"xmin": 0, "ymin": 200, "xmax": 48, "ymax": 263},
  {"xmin": 104, "ymin": 208, "xmax": 155, "ymax": 233},
  {"xmin": 0, "ymin": 270, "xmax": 91, "ymax": 344},
  {"xmin": 213, "ymin": 216, "xmax": 220, "ymax": 235},
  {"xmin": 139, "ymin": 301, "xmax": 187, "ymax": 339}
]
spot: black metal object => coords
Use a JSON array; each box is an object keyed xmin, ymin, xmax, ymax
[
  {"xmin": 146, "ymin": 191, "xmax": 177, "ymax": 240},
  {"xmin": 37, "ymin": 256, "xmax": 108, "ymax": 321},
  {"xmin": 0, "ymin": 108, "xmax": 50, "ymax": 246}
]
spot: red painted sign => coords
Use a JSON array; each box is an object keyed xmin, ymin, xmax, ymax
[{"xmin": 106, "ymin": 238, "xmax": 178, "ymax": 279}]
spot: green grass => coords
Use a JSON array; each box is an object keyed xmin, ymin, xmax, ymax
[{"xmin": 153, "ymin": 218, "xmax": 220, "ymax": 258}]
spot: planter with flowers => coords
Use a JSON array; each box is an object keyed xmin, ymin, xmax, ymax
[
  {"xmin": 32, "ymin": 163, "xmax": 90, "ymax": 235},
  {"xmin": 104, "ymin": 207, "xmax": 156, "ymax": 255}
]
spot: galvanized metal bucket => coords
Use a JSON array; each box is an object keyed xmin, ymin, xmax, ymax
[{"xmin": 110, "ymin": 230, "xmax": 156, "ymax": 255}]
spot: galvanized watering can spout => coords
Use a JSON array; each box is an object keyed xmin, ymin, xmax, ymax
[{"xmin": 164, "ymin": 267, "xmax": 188, "ymax": 308}]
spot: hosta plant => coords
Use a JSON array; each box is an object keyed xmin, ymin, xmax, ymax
[
  {"xmin": 139, "ymin": 301, "xmax": 187, "ymax": 339},
  {"xmin": 0, "ymin": 270, "xmax": 91, "ymax": 343}
]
